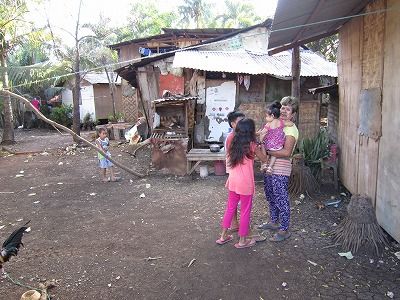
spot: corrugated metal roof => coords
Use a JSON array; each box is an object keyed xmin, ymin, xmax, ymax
[
  {"xmin": 153, "ymin": 95, "xmax": 198, "ymax": 104},
  {"xmin": 269, "ymin": 0, "xmax": 372, "ymax": 51},
  {"xmin": 83, "ymin": 72, "xmax": 121, "ymax": 85},
  {"xmin": 173, "ymin": 49, "xmax": 337, "ymax": 77}
]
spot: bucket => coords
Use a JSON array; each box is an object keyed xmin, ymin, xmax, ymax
[
  {"xmin": 214, "ymin": 160, "xmax": 226, "ymax": 176},
  {"xmin": 199, "ymin": 165, "xmax": 208, "ymax": 178}
]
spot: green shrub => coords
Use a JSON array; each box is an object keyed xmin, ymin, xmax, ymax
[
  {"xmin": 107, "ymin": 112, "xmax": 124, "ymax": 123},
  {"xmin": 49, "ymin": 105, "xmax": 73, "ymax": 128},
  {"xmin": 299, "ymin": 128, "xmax": 330, "ymax": 177},
  {"xmin": 82, "ymin": 112, "xmax": 95, "ymax": 130}
]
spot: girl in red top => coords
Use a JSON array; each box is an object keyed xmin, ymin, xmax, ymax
[{"xmin": 216, "ymin": 118, "xmax": 266, "ymax": 249}]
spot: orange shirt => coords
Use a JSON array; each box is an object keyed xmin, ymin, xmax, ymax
[{"xmin": 225, "ymin": 138, "xmax": 256, "ymax": 196}]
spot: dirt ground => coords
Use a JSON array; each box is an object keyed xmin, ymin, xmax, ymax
[{"xmin": 0, "ymin": 129, "xmax": 399, "ymax": 300}]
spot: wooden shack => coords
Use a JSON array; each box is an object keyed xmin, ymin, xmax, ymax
[
  {"xmin": 269, "ymin": 0, "xmax": 400, "ymax": 242},
  {"xmin": 150, "ymin": 96, "xmax": 196, "ymax": 176}
]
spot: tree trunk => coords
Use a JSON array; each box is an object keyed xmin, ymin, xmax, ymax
[
  {"xmin": 72, "ymin": 50, "xmax": 81, "ymax": 140},
  {"xmin": 0, "ymin": 51, "xmax": 15, "ymax": 144}
]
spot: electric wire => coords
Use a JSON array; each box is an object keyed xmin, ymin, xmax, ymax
[{"xmin": 2, "ymin": 6, "xmax": 395, "ymax": 90}]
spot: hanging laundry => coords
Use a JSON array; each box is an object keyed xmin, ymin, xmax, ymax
[
  {"xmin": 237, "ymin": 74, "xmax": 244, "ymax": 85},
  {"xmin": 244, "ymin": 75, "xmax": 251, "ymax": 91}
]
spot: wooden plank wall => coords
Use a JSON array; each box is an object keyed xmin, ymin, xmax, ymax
[
  {"xmin": 93, "ymin": 84, "xmax": 122, "ymax": 120},
  {"xmin": 327, "ymin": 96, "xmax": 339, "ymax": 144},
  {"xmin": 356, "ymin": 0, "xmax": 386, "ymax": 204},
  {"xmin": 137, "ymin": 66, "xmax": 160, "ymax": 129},
  {"xmin": 337, "ymin": 17, "xmax": 363, "ymax": 193},
  {"xmin": 376, "ymin": 0, "xmax": 400, "ymax": 242}
]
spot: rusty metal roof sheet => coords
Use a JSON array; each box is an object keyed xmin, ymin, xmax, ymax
[
  {"xmin": 84, "ymin": 72, "xmax": 121, "ymax": 85},
  {"xmin": 173, "ymin": 49, "xmax": 337, "ymax": 77},
  {"xmin": 152, "ymin": 95, "xmax": 198, "ymax": 104}
]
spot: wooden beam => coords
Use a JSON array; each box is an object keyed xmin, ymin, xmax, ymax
[
  {"xmin": 291, "ymin": 46, "xmax": 300, "ymax": 100},
  {"xmin": 268, "ymin": 29, "xmax": 339, "ymax": 55}
]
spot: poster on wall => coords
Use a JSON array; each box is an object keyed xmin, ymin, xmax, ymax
[{"xmin": 205, "ymin": 80, "xmax": 236, "ymax": 142}]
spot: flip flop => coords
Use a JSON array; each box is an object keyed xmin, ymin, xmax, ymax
[
  {"xmin": 234, "ymin": 238, "xmax": 256, "ymax": 249},
  {"xmin": 256, "ymin": 222, "xmax": 280, "ymax": 230},
  {"xmin": 250, "ymin": 234, "xmax": 267, "ymax": 242},
  {"xmin": 216, "ymin": 235, "xmax": 234, "ymax": 245},
  {"xmin": 269, "ymin": 232, "xmax": 291, "ymax": 242}
]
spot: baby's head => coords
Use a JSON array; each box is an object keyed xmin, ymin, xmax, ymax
[
  {"xmin": 98, "ymin": 127, "xmax": 107, "ymax": 139},
  {"xmin": 266, "ymin": 101, "xmax": 282, "ymax": 122}
]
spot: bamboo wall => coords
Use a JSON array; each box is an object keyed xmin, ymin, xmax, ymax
[
  {"xmin": 357, "ymin": 0, "xmax": 386, "ymax": 205},
  {"xmin": 338, "ymin": 0, "xmax": 399, "ymax": 242}
]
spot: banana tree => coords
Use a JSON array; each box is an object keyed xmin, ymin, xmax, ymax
[{"xmin": 0, "ymin": 0, "xmax": 29, "ymax": 144}]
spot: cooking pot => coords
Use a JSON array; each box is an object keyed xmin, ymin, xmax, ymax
[{"xmin": 209, "ymin": 144, "xmax": 221, "ymax": 152}]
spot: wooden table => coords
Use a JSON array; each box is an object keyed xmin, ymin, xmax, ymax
[{"xmin": 186, "ymin": 148, "xmax": 226, "ymax": 175}]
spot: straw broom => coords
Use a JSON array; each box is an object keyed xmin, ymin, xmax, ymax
[
  {"xmin": 332, "ymin": 195, "xmax": 389, "ymax": 254},
  {"xmin": 288, "ymin": 154, "xmax": 319, "ymax": 196}
]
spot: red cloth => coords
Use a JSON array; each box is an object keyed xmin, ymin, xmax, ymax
[{"xmin": 31, "ymin": 99, "xmax": 40, "ymax": 110}]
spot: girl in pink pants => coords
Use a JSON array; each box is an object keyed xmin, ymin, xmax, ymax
[{"xmin": 216, "ymin": 118, "xmax": 266, "ymax": 249}]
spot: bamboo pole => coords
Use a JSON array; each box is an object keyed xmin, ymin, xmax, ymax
[{"xmin": 0, "ymin": 89, "xmax": 146, "ymax": 178}]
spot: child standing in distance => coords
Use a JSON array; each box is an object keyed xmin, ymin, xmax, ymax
[
  {"xmin": 258, "ymin": 101, "xmax": 293, "ymax": 174},
  {"xmin": 217, "ymin": 118, "xmax": 266, "ymax": 249},
  {"xmin": 96, "ymin": 128, "xmax": 120, "ymax": 182}
]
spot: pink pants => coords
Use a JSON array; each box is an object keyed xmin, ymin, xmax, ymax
[{"xmin": 222, "ymin": 191, "xmax": 253, "ymax": 237}]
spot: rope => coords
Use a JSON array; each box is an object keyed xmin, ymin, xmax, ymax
[
  {"xmin": 5, "ymin": 7, "xmax": 395, "ymax": 89},
  {"xmin": 5, "ymin": 272, "xmax": 51, "ymax": 300}
]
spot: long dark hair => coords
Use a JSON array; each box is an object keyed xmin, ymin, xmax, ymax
[{"xmin": 228, "ymin": 118, "xmax": 256, "ymax": 168}]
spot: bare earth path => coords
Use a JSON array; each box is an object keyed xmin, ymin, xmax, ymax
[{"xmin": 0, "ymin": 129, "xmax": 399, "ymax": 299}]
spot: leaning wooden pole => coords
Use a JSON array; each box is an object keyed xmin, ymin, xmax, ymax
[{"xmin": 0, "ymin": 90, "xmax": 146, "ymax": 178}]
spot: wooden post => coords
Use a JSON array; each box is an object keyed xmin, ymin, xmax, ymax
[{"xmin": 291, "ymin": 46, "xmax": 301, "ymax": 99}]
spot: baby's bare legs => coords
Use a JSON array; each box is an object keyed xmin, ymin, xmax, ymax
[
  {"xmin": 266, "ymin": 155, "xmax": 277, "ymax": 173},
  {"xmin": 261, "ymin": 154, "xmax": 271, "ymax": 172}
]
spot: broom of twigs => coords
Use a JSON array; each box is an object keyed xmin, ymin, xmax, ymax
[
  {"xmin": 332, "ymin": 195, "xmax": 389, "ymax": 255},
  {"xmin": 288, "ymin": 154, "xmax": 319, "ymax": 196}
]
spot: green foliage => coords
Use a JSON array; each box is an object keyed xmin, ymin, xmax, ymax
[
  {"xmin": 121, "ymin": 2, "xmax": 177, "ymax": 40},
  {"xmin": 39, "ymin": 102, "xmax": 51, "ymax": 118},
  {"xmin": 299, "ymin": 128, "xmax": 330, "ymax": 177},
  {"xmin": 82, "ymin": 112, "xmax": 95, "ymax": 130},
  {"xmin": 108, "ymin": 112, "xmax": 124, "ymax": 123},
  {"xmin": 49, "ymin": 105, "xmax": 73, "ymax": 128},
  {"xmin": 178, "ymin": 0, "xmax": 212, "ymax": 28},
  {"xmin": 216, "ymin": 0, "xmax": 261, "ymax": 28},
  {"xmin": 306, "ymin": 34, "xmax": 338, "ymax": 62}
]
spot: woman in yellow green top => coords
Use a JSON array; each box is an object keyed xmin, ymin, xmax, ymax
[{"xmin": 257, "ymin": 96, "xmax": 299, "ymax": 242}]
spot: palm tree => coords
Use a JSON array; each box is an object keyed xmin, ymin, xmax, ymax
[
  {"xmin": 178, "ymin": 0, "xmax": 212, "ymax": 28},
  {"xmin": 0, "ymin": 0, "xmax": 29, "ymax": 144},
  {"xmin": 217, "ymin": 0, "xmax": 261, "ymax": 28}
]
